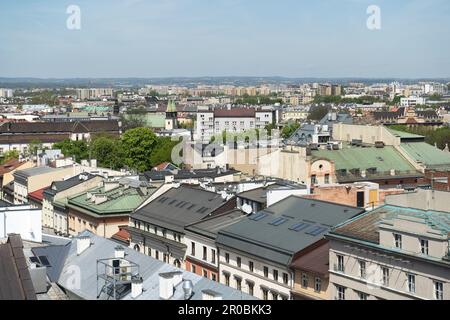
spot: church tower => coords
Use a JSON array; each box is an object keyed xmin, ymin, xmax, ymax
[{"xmin": 165, "ymin": 100, "xmax": 178, "ymax": 130}]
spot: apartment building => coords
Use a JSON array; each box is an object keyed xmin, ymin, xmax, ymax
[
  {"xmin": 129, "ymin": 185, "xmax": 236, "ymax": 268},
  {"xmin": 66, "ymin": 178, "xmax": 160, "ymax": 238},
  {"xmin": 42, "ymin": 173, "xmax": 104, "ymax": 236},
  {"xmin": 326, "ymin": 189, "xmax": 449, "ymax": 300},
  {"xmin": 184, "ymin": 209, "xmax": 246, "ymax": 281},
  {"xmin": 76, "ymin": 88, "xmax": 114, "ymax": 100},
  {"xmin": 215, "ymin": 196, "xmax": 364, "ymax": 300},
  {"xmin": 196, "ymin": 107, "xmax": 276, "ymax": 142},
  {"xmin": 12, "ymin": 166, "xmax": 74, "ymax": 205}
]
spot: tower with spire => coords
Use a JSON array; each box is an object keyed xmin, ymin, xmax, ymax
[{"xmin": 165, "ymin": 99, "xmax": 178, "ymax": 130}]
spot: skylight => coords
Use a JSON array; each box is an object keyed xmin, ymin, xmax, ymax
[{"xmin": 269, "ymin": 217, "xmax": 288, "ymax": 226}]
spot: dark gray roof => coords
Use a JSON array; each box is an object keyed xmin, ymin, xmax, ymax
[
  {"xmin": 0, "ymin": 199, "xmax": 10, "ymax": 207},
  {"xmin": 31, "ymin": 244, "xmax": 71, "ymax": 282},
  {"xmin": 14, "ymin": 166, "xmax": 61, "ymax": 179},
  {"xmin": 185, "ymin": 209, "xmax": 247, "ymax": 239},
  {"xmin": 216, "ymin": 196, "xmax": 365, "ymax": 266},
  {"xmin": 132, "ymin": 185, "xmax": 231, "ymax": 232},
  {"xmin": 44, "ymin": 173, "xmax": 98, "ymax": 198},
  {"xmin": 0, "ymin": 234, "xmax": 37, "ymax": 300}
]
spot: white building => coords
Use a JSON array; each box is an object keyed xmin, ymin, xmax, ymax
[
  {"xmin": 0, "ymin": 204, "xmax": 42, "ymax": 242},
  {"xmin": 400, "ymin": 96, "xmax": 426, "ymax": 107},
  {"xmin": 0, "ymin": 89, "xmax": 14, "ymax": 98},
  {"xmin": 196, "ymin": 106, "xmax": 275, "ymax": 142}
]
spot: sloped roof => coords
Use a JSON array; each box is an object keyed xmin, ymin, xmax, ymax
[
  {"xmin": 54, "ymin": 230, "xmax": 255, "ymax": 300},
  {"xmin": 400, "ymin": 142, "xmax": 450, "ymax": 169},
  {"xmin": 216, "ymin": 196, "xmax": 364, "ymax": 266},
  {"xmin": 0, "ymin": 234, "xmax": 37, "ymax": 300}
]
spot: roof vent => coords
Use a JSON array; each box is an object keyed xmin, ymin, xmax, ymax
[{"xmin": 182, "ymin": 280, "xmax": 194, "ymax": 300}]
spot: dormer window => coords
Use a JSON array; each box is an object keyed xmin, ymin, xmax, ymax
[
  {"xmin": 420, "ymin": 239, "xmax": 429, "ymax": 255},
  {"xmin": 394, "ymin": 233, "xmax": 402, "ymax": 249}
]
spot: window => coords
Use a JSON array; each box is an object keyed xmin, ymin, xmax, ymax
[
  {"xmin": 162, "ymin": 229, "xmax": 167, "ymax": 238},
  {"xmin": 301, "ymin": 273, "xmax": 308, "ymax": 288},
  {"xmin": 192, "ymin": 265, "xmax": 197, "ymax": 274},
  {"xmin": 236, "ymin": 257, "xmax": 242, "ymax": 268},
  {"xmin": 154, "ymin": 226, "xmax": 158, "ymax": 234},
  {"xmin": 224, "ymin": 273, "xmax": 230, "ymax": 286},
  {"xmin": 324, "ymin": 174, "xmax": 330, "ymax": 184},
  {"xmin": 203, "ymin": 270, "xmax": 208, "ymax": 278},
  {"xmin": 203, "ymin": 246, "xmax": 207, "ymax": 261},
  {"xmin": 273, "ymin": 270, "xmax": 278, "ymax": 282},
  {"xmin": 420, "ymin": 239, "xmax": 429, "ymax": 255},
  {"xmin": 211, "ymin": 273, "xmax": 217, "ymax": 282},
  {"xmin": 315, "ymin": 277, "xmax": 322, "ymax": 292},
  {"xmin": 155, "ymin": 250, "xmax": 159, "ymax": 260},
  {"xmin": 262, "ymin": 288, "xmax": 268, "ymax": 300},
  {"xmin": 225, "ymin": 253, "xmax": 230, "ymax": 264},
  {"xmin": 249, "ymin": 261, "xmax": 254, "ymax": 272},
  {"xmin": 382, "ymin": 267, "xmax": 390, "ymax": 286},
  {"xmin": 359, "ymin": 260, "xmax": 366, "ymax": 279},
  {"xmin": 236, "ymin": 278, "xmax": 242, "ymax": 291},
  {"xmin": 336, "ymin": 285, "xmax": 346, "ymax": 300},
  {"xmin": 311, "ymin": 175, "xmax": 317, "ymax": 185},
  {"xmin": 434, "ymin": 281, "xmax": 443, "ymax": 300},
  {"xmin": 357, "ymin": 291, "xmax": 368, "ymax": 300},
  {"xmin": 394, "ymin": 233, "xmax": 402, "ymax": 249},
  {"xmin": 283, "ymin": 273, "xmax": 289, "ymax": 285},
  {"xmin": 271, "ymin": 292, "xmax": 278, "ymax": 300},
  {"xmin": 191, "ymin": 242, "xmax": 196, "ymax": 256},
  {"xmin": 211, "ymin": 249, "xmax": 216, "ymax": 264},
  {"xmin": 336, "ymin": 255, "xmax": 344, "ymax": 272},
  {"xmin": 407, "ymin": 274, "xmax": 416, "ymax": 293},
  {"xmin": 248, "ymin": 283, "xmax": 254, "ymax": 296},
  {"xmin": 263, "ymin": 266, "xmax": 269, "ymax": 278}
]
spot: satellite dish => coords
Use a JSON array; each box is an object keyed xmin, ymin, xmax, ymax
[{"xmin": 242, "ymin": 203, "xmax": 253, "ymax": 215}]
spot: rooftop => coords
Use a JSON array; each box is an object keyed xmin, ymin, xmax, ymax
[
  {"xmin": 185, "ymin": 209, "xmax": 247, "ymax": 239},
  {"xmin": 132, "ymin": 185, "xmax": 231, "ymax": 232},
  {"xmin": 14, "ymin": 166, "xmax": 63, "ymax": 178},
  {"xmin": 237, "ymin": 182, "xmax": 307, "ymax": 204},
  {"xmin": 290, "ymin": 242, "xmax": 330, "ymax": 276},
  {"xmin": 400, "ymin": 142, "xmax": 450, "ymax": 169},
  {"xmin": 216, "ymin": 196, "xmax": 364, "ymax": 266}
]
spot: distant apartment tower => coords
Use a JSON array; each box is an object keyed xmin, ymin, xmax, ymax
[
  {"xmin": 318, "ymin": 84, "xmax": 341, "ymax": 96},
  {"xmin": 0, "ymin": 89, "xmax": 14, "ymax": 98},
  {"xmin": 76, "ymin": 88, "xmax": 114, "ymax": 100},
  {"xmin": 196, "ymin": 107, "xmax": 275, "ymax": 142}
]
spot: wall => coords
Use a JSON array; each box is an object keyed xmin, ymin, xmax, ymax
[
  {"xmin": 332, "ymin": 123, "xmax": 400, "ymax": 146},
  {"xmin": 0, "ymin": 206, "xmax": 42, "ymax": 242}
]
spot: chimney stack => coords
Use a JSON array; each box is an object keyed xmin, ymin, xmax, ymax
[
  {"xmin": 159, "ymin": 271, "xmax": 183, "ymax": 300},
  {"xmin": 114, "ymin": 246, "xmax": 125, "ymax": 259},
  {"xmin": 76, "ymin": 236, "xmax": 91, "ymax": 255},
  {"xmin": 131, "ymin": 277, "xmax": 144, "ymax": 299}
]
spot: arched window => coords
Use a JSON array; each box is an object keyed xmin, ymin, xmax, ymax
[{"xmin": 133, "ymin": 244, "xmax": 140, "ymax": 252}]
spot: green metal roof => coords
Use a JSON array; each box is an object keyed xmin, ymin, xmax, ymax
[
  {"xmin": 166, "ymin": 100, "xmax": 177, "ymax": 113},
  {"xmin": 66, "ymin": 185, "xmax": 155, "ymax": 217},
  {"xmin": 400, "ymin": 142, "xmax": 450, "ymax": 169},
  {"xmin": 312, "ymin": 145, "xmax": 417, "ymax": 172},
  {"xmin": 387, "ymin": 128, "xmax": 425, "ymax": 139}
]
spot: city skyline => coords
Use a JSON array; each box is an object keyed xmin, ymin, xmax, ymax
[{"xmin": 1, "ymin": 0, "xmax": 450, "ymax": 78}]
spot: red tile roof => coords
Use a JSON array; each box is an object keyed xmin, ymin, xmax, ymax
[
  {"xmin": 154, "ymin": 162, "xmax": 170, "ymax": 171},
  {"xmin": 112, "ymin": 228, "xmax": 130, "ymax": 242},
  {"xmin": 28, "ymin": 187, "xmax": 49, "ymax": 203},
  {"xmin": 214, "ymin": 108, "xmax": 256, "ymax": 118},
  {"xmin": 290, "ymin": 242, "xmax": 330, "ymax": 276},
  {"xmin": 0, "ymin": 158, "xmax": 22, "ymax": 176}
]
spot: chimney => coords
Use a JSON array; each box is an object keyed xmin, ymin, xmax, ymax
[
  {"xmin": 159, "ymin": 271, "xmax": 183, "ymax": 300},
  {"xmin": 77, "ymin": 236, "xmax": 91, "ymax": 255},
  {"xmin": 131, "ymin": 277, "xmax": 144, "ymax": 299},
  {"xmin": 114, "ymin": 245, "xmax": 125, "ymax": 259}
]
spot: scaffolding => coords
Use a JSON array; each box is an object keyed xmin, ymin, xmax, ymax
[{"xmin": 96, "ymin": 258, "xmax": 140, "ymax": 300}]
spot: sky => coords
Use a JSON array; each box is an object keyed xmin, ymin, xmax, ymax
[{"xmin": 0, "ymin": 0, "xmax": 449, "ymax": 78}]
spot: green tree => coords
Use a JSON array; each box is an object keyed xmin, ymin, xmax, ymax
[
  {"xmin": 27, "ymin": 140, "xmax": 43, "ymax": 158},
  {"xmin": 282, "ymin": 122, "xmax": 301, "ymax": 139},
  {"xmin": 149, "ymin": 137, "xmax": 180, "ymax": 168},
  {"xmin": 90, "ymin": 136, "xmax": 125, "ymax": 170},
  {"xmin": 1, "ymin": 150, "xmax": 19, "ymax": 164},
  {"xmin": 121, "ymin": 127, "xmax": 158, "ymax": 172},
  {"xmin": 53, "ymin": 139, "xmax": 89, "ymax": 163},
  {"xmin": 308, "ymin": 106, "xmax": 330, "ymax": 121}
]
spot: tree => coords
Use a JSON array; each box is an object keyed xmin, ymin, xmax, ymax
[
  {"xmin": 1, "ymin": 150, "xmax": 19, "ymax": 164},
  {"xmin": 27, "ymin": 140, "xmax": 43, "ymax": 158},
  {"xmin": 121, "ymin": 127, "xmax": 158, "ymax": 172},
  {"xmin": 53, "ymin": 139, "xmax": 89, "ymax": 163},
  {"xmin": 90, "ymin": 136, "xmax": 124, "ymax": 170},
  {"xmin": 149, "ymin": 137, "xmax": 180, "ymax": 168},
  {"xmin": 308, "ymin": 106, "xmax": 330, "ymax": 121},
  {"xmin": 120, "ymin": 113, "xmax": 147, "ymax": 132},
  {"xmin": 282, "ymin": 122, "xmax": 301, "ymax": 139}
]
